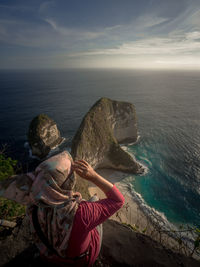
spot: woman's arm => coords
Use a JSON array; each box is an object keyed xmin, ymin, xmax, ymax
[{"xmin": 72, "ymin": 160, "xmax": 124, "ymax": 231}]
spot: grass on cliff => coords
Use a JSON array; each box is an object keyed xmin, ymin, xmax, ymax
[{"xmin": 0, "ymin": 153, "xmax": 25, "ymax": 222}]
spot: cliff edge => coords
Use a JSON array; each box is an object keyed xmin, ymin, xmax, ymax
[{"xmin": 1, "ymin": 218, "xmax": 199, "ymax": 267}]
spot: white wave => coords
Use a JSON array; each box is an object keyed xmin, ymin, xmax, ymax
[
  {"xmin": 137, "ymin": 161, "xmax": 149, "ymax": 176},
  {"xmin": 118, "ymin": 177, "xmax": 196, "ymax": 251},
  {"xmin": 128, "ymin": 135, "xmax": 141, "ymax": 145},
  {"xmin": 120, "ymin": 145, "xmax": 128, "ymax": 151},
  {"xmin": 24, "ymin": 141, "xmax": 39, "ymax": 159},
  {"xmin": 120, "ymin": 143, "xmax": 149, "ymax": 176},
  {"xmin": 121, "ymin": 179, "xmax": 173, "ymax": 229},
  {"xmin": 139, "ymin": 156, "xmax": 152, "ymax": 167},
  {"xmin": 120, "ymin": 135, "xmax": 141, "ymax": 148},
  {"xmin": 24, "ymin": 142, "xmax": 29, "ymax": 149},
  {"xmin": 119, "ymin": 139, "xmax": 197, "ymax": 252},
  {"xmin": 28, "ymin": 148, "xmax": 40, "ymax": 160},
  {"xmin": 120, "ymin": 144, "xmax": 137, "ymax": 159}
]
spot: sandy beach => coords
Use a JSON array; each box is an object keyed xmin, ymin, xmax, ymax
[
  {"xmin": 88, "ymin": 168, "xmax": 183, "ymax": 252},
  {"xmin": 88, "ymin": 169, "xmax": 151, "ymax": 231}
]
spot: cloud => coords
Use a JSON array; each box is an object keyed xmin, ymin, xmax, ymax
[
  {"xmin": 39, "ymin": 1, "xmax": 55, "ymax": 13},
  {"xmin": 44, "ymin": 18, "xmax": 105, "ymax": 40},
  {"xmin": 153, "ymin": 5, "xmax": 200, "ymax": 36},
  {"xmin": 1, "ymin": 0, "xmax": 200, "ymax": 69},
  {"xmin": 44, "ymin": 18, "xmax": 72, "ymax": 36},
  {"xmin": 186, "ymin": 31, "xmax": 200, "ymax": 40},
  {"xmin": 0, "ymin": 4, "xmax": 33, "ymax": 12},
  {"xmin": 0, "ymin": 19, "xmax": 56, "ymax": 48},
  {"xmin": 0, "ymin": 17, "xmax": 103, "ymax": 49},
  {"xmin": 100, "ymin": 14, "xmax": 170, "ymax": 42},
  {"xmin": 66, "ymin": 28, "xmax": 200, "ymax": 69},
  {"xmin": 133, "ymin": 15, "xmax": 169, "ymax": 29},
  {"xmin": 69, "ymin": 31, "xmax": 200, "ymax": 57}
]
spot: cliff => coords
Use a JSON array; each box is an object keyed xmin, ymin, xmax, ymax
[{"xmin": 71, "ymin": 97, "xmax": 143, "ymax": 173}]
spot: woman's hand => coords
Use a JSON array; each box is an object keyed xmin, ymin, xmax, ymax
[
  {"xmin": 72, "ymin": 160, "xmax": 98, "ymax": 181},
  {"xmin": 72, "ymin": 159, "xmax": 114, "ymax": 194}
]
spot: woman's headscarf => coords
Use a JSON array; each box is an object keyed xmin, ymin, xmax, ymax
[{"xmin": 26, "ymin": 151, "xmax": 82, "ymax": 258}]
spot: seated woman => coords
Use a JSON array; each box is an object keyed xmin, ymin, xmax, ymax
[{"xmin": 0, "ymin": 151, "xmax": 124, "ymax": 266}]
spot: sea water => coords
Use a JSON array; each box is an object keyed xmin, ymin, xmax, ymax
[{"xmin": 0, "ymin": 68, "xmax": 200, "ymax": 229}]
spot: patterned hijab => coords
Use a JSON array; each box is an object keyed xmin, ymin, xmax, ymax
[{"xmin": 26, "ymin": 151, "xmax": 82, "ymax": 258}]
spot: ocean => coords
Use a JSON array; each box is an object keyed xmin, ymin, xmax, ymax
[{"xmin": 0, "ymin": 68, "xmax": 200, "ymax": 229}]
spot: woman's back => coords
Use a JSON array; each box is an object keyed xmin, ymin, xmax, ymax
[{"xmin": 0, "ymin": 152, "xmax": 124, "ymax": 266}]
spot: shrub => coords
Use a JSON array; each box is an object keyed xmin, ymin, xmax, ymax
[{"xmin": 0, "ymin": 153, "xmax": 25, "ymax": 221}]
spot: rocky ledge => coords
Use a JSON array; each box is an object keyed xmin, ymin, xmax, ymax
[
  {"xmin": 1, "ymin": 218, "xmax": 199, "ymax": 267},
  {"xmin": 71, "ymin": 97, "xmax": 143, "ymax": 174}
]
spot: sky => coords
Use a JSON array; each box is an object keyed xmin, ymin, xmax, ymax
[{"xmin": 0, "ymin": 0, "xmax": 200, "ymax": 70}]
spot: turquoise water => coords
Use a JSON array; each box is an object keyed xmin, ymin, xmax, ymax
[{"xmin": 129, "ymin": 136, "xmax": 200, "ymax": 227}]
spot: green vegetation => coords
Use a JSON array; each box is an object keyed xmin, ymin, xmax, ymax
[
  {"xmin": 122, "ymin": 222, "xmax": 141, "ymax": 232},
  {"xmin": 0, "ymin": 153, "xmax": 25, "ymax": 221},
  {"xmin": 0, "ymin": 154, "xmax": 17, "ymax": 181}
]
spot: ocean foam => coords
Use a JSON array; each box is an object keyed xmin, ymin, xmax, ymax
[
  {"xmin": 28, "ymin": 148, "xmax": 40, "ymax": 160},
  {"xmin": 23, "ymin": 142, "xmax": 39, "ymax": 159},
  {"xmin": 24, "ymin": 137, "xmax": 66, "ymax": 159},
  {"xmin": 121, "ymin": 179, "xmax": 173, "ymax": 229},
  {"xmin": 24, "ymin": 142, "xmax": 29, "ymax": 149},
  {"xmin": 128, "ymin": 134, "xmax": 141, "ymax": 145},
  {"xmin": 118, "ymin": 176, "xmax": 196, "ymax": 252},
  {"xmin": 119, "ymin": 142, "xmax": 198, "ymax": 253},
  {"xmin": 120, "ymin": 142, "xmax": 149, "ymax": 176},
  {"xmin": 120, "ymin": 135, "xmax": 141, "ymax": 149}
]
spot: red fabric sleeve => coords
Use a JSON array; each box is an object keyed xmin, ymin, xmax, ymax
[{"xmin": 76, "ymin": 185, "xmax": 124, "ymax": 232}]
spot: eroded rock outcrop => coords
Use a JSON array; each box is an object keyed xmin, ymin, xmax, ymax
[
  {"xmin": 27, "ymin": 114, "xmax": 63, "ymax": 159},
  {"xmin": 71, "ymin": 98, "xmax": 143, "ymax": 173}
]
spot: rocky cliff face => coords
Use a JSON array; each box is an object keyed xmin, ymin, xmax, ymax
[
  {"xmin": 71, "ymin": 98, "xmax": 143, "ymax": 174},
  {"xmin": 27, "ymin": 114, "xmax": 63, "ymax": 159}
]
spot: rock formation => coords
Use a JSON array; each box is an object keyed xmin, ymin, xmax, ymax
[
  {"xmin": 71, "ymin": 97, "xmax": 143, "ymax": 173},
  {"xmin": 27, "ymin": 114, "xmax": 63, "ymax": 159}
]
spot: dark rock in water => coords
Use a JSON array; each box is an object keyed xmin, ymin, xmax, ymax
[
  {"xmin": 27, "ymin": 114, "xmax": 63, "ymax": 159},
  {"xmin": 71, "ymin": 97, "xmax": 143, "ymax": 173}
]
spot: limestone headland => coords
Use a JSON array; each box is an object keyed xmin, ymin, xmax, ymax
[{"xmin": 71, "ymin": 97, "xmax": 144, "ymax": 174}]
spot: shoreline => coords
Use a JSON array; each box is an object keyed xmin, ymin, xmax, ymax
[
  {"xmin": 88, "ymin": 168, "xmax": 188, "ymax": 254},
  {"xmin": 88, "ymin": 168, "xmax": 151, "ymax": 231}
]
